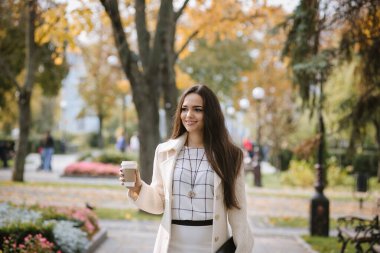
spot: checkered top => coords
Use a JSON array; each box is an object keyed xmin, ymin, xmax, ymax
[{"xmin": 171, "ymin": 146, "xmax": 214, "ymax": 220}]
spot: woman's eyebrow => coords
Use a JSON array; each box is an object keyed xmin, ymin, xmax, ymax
[{"xmin": 182, "ymin": 105, "xmax": 203, "ymax": 108}]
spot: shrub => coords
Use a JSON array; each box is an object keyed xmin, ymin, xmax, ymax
[
  {"xmin": 2, "ymin": 233, "xmax": 58, "ymax": 253},
  {"xmin": 326, "ymin": 157, "xmax": 353, "ymax": 187},
  {"xmin": 277, "ymin": 149, "xmax": 293, "ymax": 171},
  {"xmin": 63, "ymin": 161, "xmax": 119, "ymax": 177},
  {"xmin": 0, "ymin": 203, "xmax": 99, "ymax": 253},
  {"xmin": 353, "ymin": 153, "xmax": 378, "ymax": 176},
  {"xmin": 94, "ymin": 151, "xmax": 137, "ymax": 165},
  {"xmin": 280, "ymin": 158, "xmax": 354, "ymax": 187},
  {"xmin": 280, "ymin": 160, "xmax": 315, "ymax": 187},
  {"xmin": 46, "ymin": 220, "xmax": 88, "ymax": 253},
  {"xmin": 49, "ymin": 206, "xmax": 99, "ymax": 237}
]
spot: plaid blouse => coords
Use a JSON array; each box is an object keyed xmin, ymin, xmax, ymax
[{"xmin": 171, "ymin": 146, "xmax": 214, "ymax": 221}]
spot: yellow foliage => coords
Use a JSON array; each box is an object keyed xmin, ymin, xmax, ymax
[
  {"xmin": 54, "ymin": 56, "xmax": 63, "ymax": 65},
  {"xmin": 117, "ymin": 79, "xmax": 130, "ymax": 93},
  {"xmin": 175, "ymin": 67, "xmax": 195, "ymax": 90},
  {"xmin": 0, "ymin": 29, "xmax": 6, "ymax": 40}
]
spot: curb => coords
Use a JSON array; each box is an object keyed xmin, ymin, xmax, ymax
[{"xmin": 85, "ymin": 228, "xmax": 108, "ymax": 253}]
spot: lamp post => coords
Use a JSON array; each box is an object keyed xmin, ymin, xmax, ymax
[
  {"xmin": 310, "ymin": 81, "xmax": 330, "ymax": 236},
  {"xmin": 252, "ymin": 87, "xmax": 265, "ymax": 187}
]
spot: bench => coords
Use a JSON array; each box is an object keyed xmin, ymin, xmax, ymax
[{"xmin": 337, "ymin": 215, "xmax": 380, "ymax": 253}]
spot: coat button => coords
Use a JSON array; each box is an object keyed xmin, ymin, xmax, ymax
[
  {"xmin": 216, "ymin": 194, "xmax": 221, "ymax": 200},
  {"xmin": 215, "ymin": 214, "xmax": 220, "ymax": 220},
  {"xmin": 214, "ymin": 236, "xmax": 219, "ymax": 242}
]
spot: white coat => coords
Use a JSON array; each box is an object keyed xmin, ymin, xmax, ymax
[{"xmin": 129, "ymin": 133, "xmax": 254, "ymax": 253}]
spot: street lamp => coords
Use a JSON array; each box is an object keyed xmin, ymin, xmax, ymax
[
  {"xmin": 310, "ymin": 82, "xmax": 330, "ymax": 236},
  {"xmin": 252, "ymin": 87, "xmax": 265, "ymax": 187}
]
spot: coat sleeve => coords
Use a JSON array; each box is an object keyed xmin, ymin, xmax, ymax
[
  {"xmin": 228, "ymin": 165, "xmax": 254, "ymax": 253},
  {"xmin": 128, "ymin": 145, "xmax": 165, "ymax": 215}
]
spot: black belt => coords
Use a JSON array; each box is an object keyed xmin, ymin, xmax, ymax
[{"xmin": 172, "ymin": 219, "xmax": 213, "ymax": 226}]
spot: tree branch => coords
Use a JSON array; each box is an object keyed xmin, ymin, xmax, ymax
[
  {"xmin": 35, "ymin": 15, "xmax": 62, "ymax": 45},
  {"xmin": 174, "ymin": 12, "xmax": 263, "ymax": 61},
  {"xmin": 0, "ymin": 56, "xmax": 21, "ymax": 91},
  {"xmin": 99, "ymin": 0, "xmax": 140, "ymax": 85},
  {"xmin": 174, "ymin": 0, "xmax": 190, "ymax": 22},
  {"xmin": 174, "ymin": 29, "xmax": 198, "ymax": 62},
  {"xmin": 148, "ymin": 0, "xmax": 172, "ymax": 79},
  {"xmin": 23, "ymin": 0, "xmax": 37, "ymax": 92},
  {"xmin": 135, "ymin": 0, "xmax": 150, "ymax": 72}
]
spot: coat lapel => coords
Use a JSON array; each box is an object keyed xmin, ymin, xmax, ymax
[{"xmin": 158, "ymin": 134, "xmax": 187, "ymax": 191}]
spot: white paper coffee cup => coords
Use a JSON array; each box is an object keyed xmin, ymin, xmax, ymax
[{"xmin": 120, "ymin": 161, "xmax": 138, "ymax": 187}]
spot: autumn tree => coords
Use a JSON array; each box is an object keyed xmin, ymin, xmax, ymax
[
  {"xmin": 282, "ymin": 0, "xmax": 335, "ymax": 236},
  {"xmin": 0, "ymin": 0, "xmax": 69, "ymax": 181},
  {"xmin": 78, "ymin": 18, "xmax": 125, "ymax": 148},
  {"xmin": 334, "ymin": 0, "xmax": 380, "ymax": 180},
  {"xmin": 179, "ymin": 38, "xmax": 252, "ymax": 94}
]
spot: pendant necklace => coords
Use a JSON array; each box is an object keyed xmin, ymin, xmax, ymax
[{"xmin": 186, "ymin": 146, "xmax": 205, "ymax": 199}]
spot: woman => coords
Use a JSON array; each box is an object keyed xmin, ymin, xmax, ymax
[{"xmin": 120, "ymin": 84, "xmax": 253, "ymax": 253}]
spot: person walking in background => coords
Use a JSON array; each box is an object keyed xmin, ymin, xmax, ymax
[
  {"xmin": 115, "ymin": 133, "xmax": 127, "ymax": 152},
  {"xmin": 129, "ymin": 132, "xmax": 140, "ymax": 153},
  {"xmin": 41, "ymin": 131, "xmax": 54, "ymax": 171},
  {"xmin": 119, "ymin": 84, "xmax": 253, "ymax": 253},
  {"xmin": 243, "ymin": 137, "xmax": 255, "ymax": 160},
  {"xmin": 0, "ymin": 140, "xmax": 13, "ymax": 168}
]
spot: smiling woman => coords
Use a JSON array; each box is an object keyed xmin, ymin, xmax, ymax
[{"xmin": 119, "ymin": 84, "xmax": 254, "ymax": 253}]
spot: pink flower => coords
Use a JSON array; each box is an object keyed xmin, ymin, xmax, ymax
[{"xmin": 64, "ymin": 161, "xmax": 120, "ymax": 177}]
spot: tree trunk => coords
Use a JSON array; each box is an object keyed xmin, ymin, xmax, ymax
[
  {"xmin": 12, "ymin": 0, "xmax": 37, "ymax": 182},
  {"xmin": 133, "ymin": 80, "xmax": 160, "ymax": 182},
  {"xmin": 100, "ymin": 0, "xmax": 173, "ymax": 181},
  {"xmin": 162, "ymin": 73, "xmax": 178, "ymax": 138},
  {"xmin": 98, "ymin": 113, "xmax": 104, "ymax": 148},
  {"xmin": 373, "ymin": 119, "xmax": 380, "ymax": 182},
  {"xmin": 13, "ymin": 91, "xmax": 32, "ymax": 181},
  {"xmin": 161, "ymin": 4, "xmax": 178, "ymax": 138}
]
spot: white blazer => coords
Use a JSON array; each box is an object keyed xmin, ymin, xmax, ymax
[{"xmin": 129, "ymin": 133, "xmax": 254, "ymax": 253}]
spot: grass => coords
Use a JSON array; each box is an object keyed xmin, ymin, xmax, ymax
[
  {"xmin": 303, "ymin": 235, "xmax": 356, "ymax": 253},
  {"xmin": 268, "ymin": 216, "xmax": 338, "ymax": 229},
  {"xmin": 95, "ymin": 207, "xmax": 161, "ymax": 221},
  {"xmin": 247, "ymin": 172, "xmax": 380, "ymax": 201}
]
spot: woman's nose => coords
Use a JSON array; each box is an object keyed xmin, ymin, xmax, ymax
[{"xmin": 186, "ymin": 109, "xmax": 193, "ymax": 118}]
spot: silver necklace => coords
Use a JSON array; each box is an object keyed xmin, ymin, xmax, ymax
[{"xmin": 186, "ymin": 146, "xmax": 205, "ymax": 198}]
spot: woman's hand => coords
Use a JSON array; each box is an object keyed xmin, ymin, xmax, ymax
[{"xmin": 119, "ymin": 168, "xmax": 142, "ymax": 196}]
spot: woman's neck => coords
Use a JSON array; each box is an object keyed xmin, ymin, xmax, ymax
[{"xmin": 186, "ymin": 132, "xmax": 204, "ymax": 148}]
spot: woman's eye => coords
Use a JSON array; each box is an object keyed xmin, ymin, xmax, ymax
[
  {"xmin": 195, "ymin": 108, "xmax": 203, "ymax": 112},
  {"xmin": 181, "ymin": 108, "xmax": 188, "ymax": 112}
]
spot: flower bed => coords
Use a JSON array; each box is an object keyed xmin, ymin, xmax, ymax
[
  {"xmin": 0, "ymin": 203, "xmax": 100, "ymax": 253},
  {"xmin": 63, "ymin": 161, "xmax": 119, "ymax": 177}
]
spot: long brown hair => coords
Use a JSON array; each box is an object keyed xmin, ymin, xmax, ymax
[{"xmin": 171, "ymin": 84, "xmax": 243, "ymax": 209}]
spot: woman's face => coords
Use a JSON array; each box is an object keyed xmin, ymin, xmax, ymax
[{"xmin": 181, "ymin": 93, "xmax": 204, "ymax": 134}]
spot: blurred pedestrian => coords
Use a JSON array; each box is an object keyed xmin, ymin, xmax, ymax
[
  {"xmin": 115, "ymin": 134, "xmax": 127, "ymax": 152},
  {"xmin": 129, "ymin": 132, "xmax": 140, "ymax": 152},
  {"xmin": 243, "ymin": 137, "xmax": 254, "ymax": 160},
  {"xmin": 119, "ymin": 84, "xmax": 253, "ymax": 253},
  {"xmin": 0, "ymin": 141, "xmax": 10, "ymax": 168},
  {"xmin": 41, "ymin": 131, "xmax": 54, "ymax": 171}
]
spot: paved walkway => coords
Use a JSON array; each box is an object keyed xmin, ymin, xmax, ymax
[
  {"xmin": 95, "ymin": 219, "xmax": 315, "ymax": 253},
  {"xmin": 1, "ymin": 153, "xmax": 377, "ymax": 252}
]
